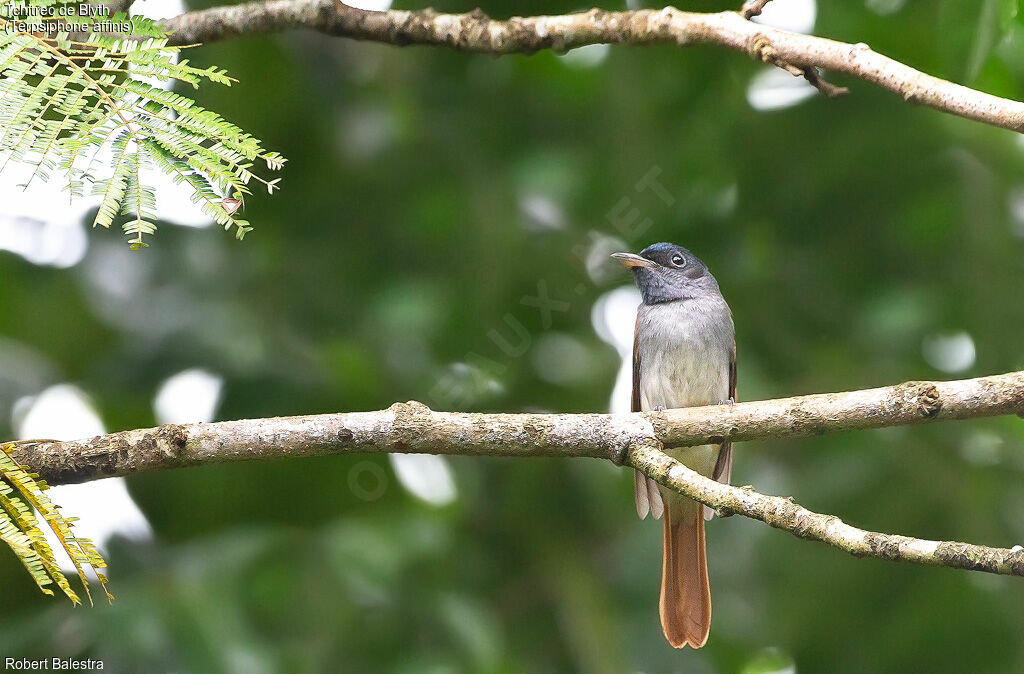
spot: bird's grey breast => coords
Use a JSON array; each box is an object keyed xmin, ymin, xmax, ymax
[{"xmin": 636, "ymin": 296, "xmax": 733, "ymax": 412}]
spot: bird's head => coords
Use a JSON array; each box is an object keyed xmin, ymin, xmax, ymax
[{"xmin": 611, "ymin": 242, "xmax": 715, "ymax": 304}]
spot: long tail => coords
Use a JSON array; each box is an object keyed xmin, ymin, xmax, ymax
[{"xmin": 660, "ymin": 505, "xmax": 711, "ymax": 648}]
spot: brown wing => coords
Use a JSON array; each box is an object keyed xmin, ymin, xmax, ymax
[
  {"xmin": 632, "ymin": 309, "xmax": 663, "ymax": 519},
  {"xmin": 712, "ymin": 339, "xmax": 737, "ymax": 483},
  {"xmin": 729, "ymin": 338, "xmax": 737, "ymax": 404},
  {"xmin": 631, "ymin": 312, "xmax": 642, "ymax": 414}
]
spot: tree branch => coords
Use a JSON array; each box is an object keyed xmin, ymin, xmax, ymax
[
  {"xmin": 740, "ymin": 0, "xmax": 774, "ymax": 20},
  {"xmin": 8, "ymin": 370, "xmax": 1022, "ymax": 485},
  {"xmin": 630, "ymin": 443, "xmax": 1024, "ymax": 576},
  {"xmin": 5, "ymin": 371, "xmax": 1024, "ymax": 576},
  {"xmin": 158, "ymin": 3, "xmax": 1024, "ymax": 134}
]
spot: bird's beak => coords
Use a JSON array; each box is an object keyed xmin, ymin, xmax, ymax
[{"xmin": 611, "ymin": 252, "xmax": 655, "ymax": 269}]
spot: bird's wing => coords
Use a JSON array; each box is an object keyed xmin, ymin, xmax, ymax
[
  {"xmin": 633, "ymin": 309, "xmax": 664, "ymax": 519},
  {"xmin": 712, "ymin": 339, "xmax": 737, "ymax": 485},
  {"xmin": 704, "ymin": 339, "xmax": 736, "ymax": 521},
  {"xmin": 631, "ymin": 313, "xmax": 642, "ymax": 414}
]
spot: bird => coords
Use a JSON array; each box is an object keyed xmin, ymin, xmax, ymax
[{"xmin": 612, "ymin": 242, "xmax": 736, "ymax": 649}]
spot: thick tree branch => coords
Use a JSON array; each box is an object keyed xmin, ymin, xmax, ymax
[
  {"xmin": 8, "ymin": 371, "xmax": 1022, "ymax": 486},
  {"xmin": 651, "ymin": 371, "xmax": 1024, "ymax": 446},
  {"xmin": 158, "ymin": 3, "xmax": 1024, "ymax": 133},
  {"xmin": 5, "ymin": 371, "xmax": 1024, "ymax": 576}
]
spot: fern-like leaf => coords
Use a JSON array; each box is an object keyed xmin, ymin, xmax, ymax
[
  {"xmin": 0, "ymin": 1, "xmax": 286, "ymax": 247},
  {"xmin": 0, "ymin": 442, "xmax": 112, "ymax": 604}
]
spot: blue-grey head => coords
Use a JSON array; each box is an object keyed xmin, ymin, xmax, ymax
[{"xmin": 611, "ymin": 242, "xmax": 720, "ymax": 304}]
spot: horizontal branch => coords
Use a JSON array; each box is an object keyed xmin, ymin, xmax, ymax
[
  {"xmin": 6, "ymin": 371, "xmax": 1024, "ymax": 485},
  {"xmin": 5, "ymin": 371, "xmax": 1024, "ymax": 576},
  {"xmin": 159, "ymin": 3, "xmax": 1024, "ymax": 133},
  {"xmin": 652, "ymin": 371, "xmax": 1024, "ymax": 446}
]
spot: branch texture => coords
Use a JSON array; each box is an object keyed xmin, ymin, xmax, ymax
[
  {"xmin": 629, "ymin": 443, "xmax": 1024, "ymax": 576},
  {"xmin": 6, "ymin": 371, "xmax": 1024, "ymax": 576},
  {"xmin": 159, "ymin": 3, "xmax": 1024, "ymax": 134},
  {"xmin": 10, "ymin": 371, "xmax": 1023, "ymax": 485}
]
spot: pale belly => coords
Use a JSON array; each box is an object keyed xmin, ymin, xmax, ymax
[
  {"xmin": 639, "ymin": 347, "xmax": 728, "ymax": 483},
  {"xmin": 636, "ymin": 305, "xmax": 731, "ymax": 514}
]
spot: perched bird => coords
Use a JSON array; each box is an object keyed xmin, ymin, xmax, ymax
[{"xmin": 612, "ymin": 243, "xmax": 736, "ymax": 649}]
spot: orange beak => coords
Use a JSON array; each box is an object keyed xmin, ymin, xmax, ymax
[{"xmin": 611, "ymin": 252, "xmax": 655, "ymax": 269}]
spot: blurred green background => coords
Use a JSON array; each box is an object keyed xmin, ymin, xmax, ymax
[{"xmin": 3, "ymin": 0, "xmax": 1024, "ymax": 671}]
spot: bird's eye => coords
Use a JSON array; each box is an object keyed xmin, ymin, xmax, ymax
[{"xmin": 670, "ymin": 253, "xmax": 685, "ymax": 267}]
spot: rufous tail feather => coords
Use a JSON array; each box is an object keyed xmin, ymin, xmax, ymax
[{"xmin": 659, "ymin": 505, "xmax": 711, "ymax": 648}]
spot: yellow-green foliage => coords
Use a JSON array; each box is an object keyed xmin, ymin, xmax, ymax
[
  {"xmin": 0, "ymin": 442, "xmax": 112, "ymax": 605},
  {"xmin": 0, "ymin": 0, "xmax": 285, "ymax": 248}
]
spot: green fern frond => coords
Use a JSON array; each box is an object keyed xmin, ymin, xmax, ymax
[
  {"xmin": 0, "ymin": 442, "xmax": 112, "ymax": 604},
  {"xmin": 0, "ymin": 1, "xmax": 285, "ymax": 247},
  {"xmin": 121, "ymin": 145, "xmax": 156, "ymax": 248},
  {"xmin": 0, "ymin": 482, "xmax": 60, "ymax": 597}
]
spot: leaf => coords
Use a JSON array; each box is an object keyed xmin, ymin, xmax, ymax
[
  {"xmin": 0, "ymin": 2, "xmax": 286, "ymax": 247},
  {"xmin": 0, "ymin": 442, "xmax": 112, "ymax": 605}
]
